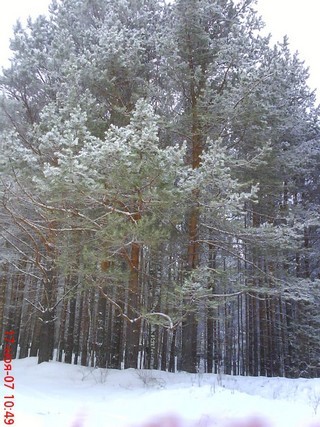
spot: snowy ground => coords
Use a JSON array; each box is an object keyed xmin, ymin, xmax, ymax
[{"xmin": 7, "ymin": 357, "xmax": 320, "ymax": 427}]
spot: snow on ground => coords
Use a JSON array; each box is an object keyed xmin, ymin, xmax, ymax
[{"xmin": 7, "ymin": 357, "xmax": 320, "ymax": 427}]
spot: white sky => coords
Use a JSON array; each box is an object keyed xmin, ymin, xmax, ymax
[
  {"xmin": 257, "ymin": 0, "xmax": 320, "ymax": 98},
  {"xmin": 0, "ymin": 0, "xmax": 51, "ymax": 65},
  {"xmin": 0, "ymin": 0, "xmax": 319, "ymax": 97}
]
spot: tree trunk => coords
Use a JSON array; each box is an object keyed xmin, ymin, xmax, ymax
[
  {"xmin": 80, "ymin": 290, "xmax": 90, "ymax": 366},
  {"xmin": 95, "ymin": 288, "xmax": 107, "ymax": 368},
  {"xmin": 169, "ymin": 329, "xmax": 176, "ymax": 373},
  {"xmin": 125, "ymin": 243, "xmax": 141, "ymax": 368},
  {"xmin": 38, "ymin": 309, "xmax": 55, "ymax": 364},
  {"xmin": 0, "ymin": 263, "xmax": 8, "ymax": 337},
  {"xmin": 74, "ymin": 291, "xmax": 84, "ymax": 365},
  {"xmin": 65, "ymin": 295, "xmax": 77, "ymax": 364}
]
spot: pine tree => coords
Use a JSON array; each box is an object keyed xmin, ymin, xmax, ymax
[{"xmin": 0, "ymin": 0, "xmax": 319, "ymax": 376}]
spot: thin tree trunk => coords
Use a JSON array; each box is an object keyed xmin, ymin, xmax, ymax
[
  {"xmin": 125, "ymin": 242, "xmax": 141, "ymax": 368},
  {"xmin": 0, "ymin": 263, "xmax": 8, "ymax": 336},
  {"xmin": 169, "ymin": 329, "xmax": 176, "ymax": 373},
  {"xmin": 95, "ymin": 288, "xmax": 107, "ymax": 368},
  {"xmin": 74, "ymin": 291, "xmax": 84, "ymax": 365},
  {"xmin": 65, "ymin": 294, "xmax": 77, "ymax": 364},
  {"xmin": 80, "ymin": 290, "xmax": 90, "ymax": 366}
]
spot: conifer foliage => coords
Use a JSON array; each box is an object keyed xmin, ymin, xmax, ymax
[{"xmin": 0, "ymin": 0, "xmax": 319, "ymax": 377}]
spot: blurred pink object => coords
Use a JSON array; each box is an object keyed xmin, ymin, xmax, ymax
[
  {"xmin": 134, "ymin": 415, "xmax": 268, "ymax": 427},
  {"xmin": 71, "ymin": 414, "xmax": 320, "ymax": 427},
  {"xmin": 134, "ymin": 415, "xmax": 320, "ymax": 427},
  {"xmin": 136, "ymin": 415, "xmax": 185, "ymax": 427}
]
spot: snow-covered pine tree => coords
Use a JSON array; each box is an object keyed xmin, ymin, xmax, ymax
[{"xmin": 0, "ymin": 0, "xmax": 319, "ymax": 376}]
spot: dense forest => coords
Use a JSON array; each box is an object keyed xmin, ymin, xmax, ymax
[{"xmin": 0, "ymin": 0, "xmax": 319, "ymax": 378}]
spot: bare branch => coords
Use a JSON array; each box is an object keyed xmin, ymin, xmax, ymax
[
  {"xmin": 52, "ymin": 282, "xmax": 80, "ymax": 310},
  {"xmin": 98, "ymin": 286, "xmax": 140, "ymax": 324},
  {"xmin": 144, "ymin": 312, "xmax": 174, "ymax": 330},
  {"xmin": 24, "ymin": 298, "xmax": 44, "ymax": 313}
]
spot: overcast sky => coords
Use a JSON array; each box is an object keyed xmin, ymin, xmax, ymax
[
  {"xmin": 0, "ymin": 0, "xmax": 51, "ymax": 66},
  {"xmin": 258, "ymin": 0, "xmax": 319, "ymax": 98},
  {"xmin": 0, "ymin": 0, "xmax": 319, "ymax": 98}
]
